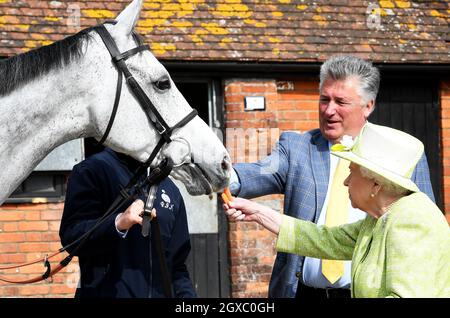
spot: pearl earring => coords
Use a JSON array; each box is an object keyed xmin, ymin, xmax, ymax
[{"xmin": 370, "ymin": 193, "xmax": 375, "ymax": 198}]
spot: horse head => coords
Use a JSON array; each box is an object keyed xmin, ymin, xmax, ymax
[{"xmin": 85, "ymin": 0, "xmax": 231, "ymax": 195}]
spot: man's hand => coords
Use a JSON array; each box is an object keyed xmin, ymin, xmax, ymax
[{"xmin": 115, "ymin": 199, "xmax": 145, "ymax": 231}]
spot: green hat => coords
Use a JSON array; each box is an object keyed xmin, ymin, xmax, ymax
[{"xmin": 331, "ymin": 122, "xmax": 423, "ymax": 193}]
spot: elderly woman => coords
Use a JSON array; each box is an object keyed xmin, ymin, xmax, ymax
[{"xmin": 224, "ymin": 123, "xmax": 450, "ymax": 297}]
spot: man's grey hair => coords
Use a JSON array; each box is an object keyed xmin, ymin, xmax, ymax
[
  {"xmin": 319, "ymin": 55, "xmax": 380, "ymax": 105},
  {"xmin": 359, "ymin": 166, "xmax": 410, "ymax": 196}
]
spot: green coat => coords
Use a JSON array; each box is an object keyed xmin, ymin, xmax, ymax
[{"xmin": 277, "ymin": 192, "xmax": 450, "ymax": 297}]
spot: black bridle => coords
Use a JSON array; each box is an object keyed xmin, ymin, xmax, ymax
[
  {"xmin": 94, "ymin": 22, "xmax": 198, "ymax": 167},
  {"xmin": 92, "ymin": 22, "xmax": 199, "ymax": 297}
]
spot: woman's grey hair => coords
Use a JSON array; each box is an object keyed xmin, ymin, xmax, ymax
[
  {"xmin": 359, "ymin": 166, "xmax": 410, "ymax": 196},
  {"xmin": 319, "ymin": 55, "xmax": 380, "ymax": 105}
]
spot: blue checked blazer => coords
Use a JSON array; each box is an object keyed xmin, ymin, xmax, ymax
[{"xmin": 233, "ymin": 128, "xmax": 435, "ymax": 298}]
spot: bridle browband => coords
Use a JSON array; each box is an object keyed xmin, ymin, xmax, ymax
[
  {"xmin": 94, "ymin": 21, "xmax": 198, "ymax": 166},
  {"xmin": 0, "ymin": 22, "xmax": 198, "ymax": 295}
]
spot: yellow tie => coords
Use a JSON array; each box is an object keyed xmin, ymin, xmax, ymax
[{"xmin": 322, "ymin": 158, "xmax": 350, "ymax": 284}]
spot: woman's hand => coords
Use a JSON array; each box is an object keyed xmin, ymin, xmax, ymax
[
  {"xmin": 223, "ymin": 197, "xmax": 282, "ymax": 234},
  {"xmin": 223, "ymin": 197, "xmax": 262, "ymax": 222}
]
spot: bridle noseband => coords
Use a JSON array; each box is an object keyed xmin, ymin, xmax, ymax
[{"xmin": 94, "ymin": 21, "xmax": 198, "ymax": 166}]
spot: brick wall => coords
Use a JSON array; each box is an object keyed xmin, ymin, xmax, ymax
[
  {"xmin": 440, "ymin": 79, "xmax": 450, "ymax": 224},
  {"xmin": 224, "ymin": 78, "xmax": 320, "ymax": 297},
  {"xmin": 0, "ymin": 203, "xmax": 78, "ymax": 297}
]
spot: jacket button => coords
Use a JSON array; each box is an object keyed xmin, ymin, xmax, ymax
[{"xmin": 295, "ymin": 271, "xmax": 301, "ymax": 278}]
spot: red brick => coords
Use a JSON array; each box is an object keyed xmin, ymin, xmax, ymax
[
  {"xmin": 48, "ymin": 203, "xmax": 64, "ymax": 210},
  {"xmin": 18, "ymin": 242, "xmax": 50, "ymax": 253},
  {"xmin": 226, "ymin": 112, "xmax": 254, "ymax": 121},
  {"xmin": 0, "ymin": 244, "xmax": 18, "ymax": 253},
  {"xmin": 0, "ymin": 253, "xmax": 27, "ymax": 264},
  {"xmin": 0, "ymin": 211, "xmax": 25, "ymax": 221},
  {"xmin": 242, "ymin": 85, "xmax": 275, "ymax": 94},
  {"xmin": 25, "ymin": 232, "xmax": 43, "ymax": 242},
  {"xmin": 3, "ymin": 222, "xmax": 19, "ymax": 232},
  {"xmin": 0, "ymin": 286, "xmax": 20, "ymax": 297},
  {"xmin": 278, "ymin": 111, "xmax": 309, "ymax": 121},
  {"xmin": 49, "ymin": 284, "xmax": 76, "ymax": 295},
  {"xmin": 278, "ymin": 91, "xmax": 319, "ymax": 101},
  {"xmin": 15, "ymin": 262, "xmax": 48, "ymax": 274},
  {"xmin": 19, "ymin": 285, "xmax": 50, "ymax": 296},
  {"xmin": 17, "ymin": 204, "xmax": 47, "ymax": 211},
  {"xmin": 296, "ymin": 81, "xmax": 320, "ymax": 92},
  {"xmin": 18, "ymin": 221, "xmax": 48, "ymax": 231},
  {"xmin": 442, "ymin": 132, "xmax": 450, "ymax": 141},
  {"xmin": 225, "ymin": 94, "xmax": 245, "ymax": 104},
  {"xmin": 40, "ymin": 210, "xmax": 63, "ymax": 220},
  {"xmin": 0, "ymin": 204, "xmax": 19, "ymax": 210},
  {"xmin": 442, "ymin": 99, "xmax": 450, "ymax": 109},
  {"xmin": 23, "ymin": 211, "xmax": 41, "ymax": 220},
  {"xmin": 42, "ymin": 232, "xmax": 60, "ymax": 241},
  {"xmin": 225, "ymin": 83, "xmax": 242, "ymax": 94},
  {"xmin": 0, "ymin": 233, "xmax": 26, "ymax": 242},
  {"xmin": 48, "ymin": 221, "xmax": 62, "ymax": 231},
  {"xmin": 226, "ymin": 104, "xmax": 243, "ymax": 112}
]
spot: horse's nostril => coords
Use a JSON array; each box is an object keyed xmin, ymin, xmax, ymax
[{"xmin": 221, "ymin": 155, "xmax": 231, "ymax": 171}]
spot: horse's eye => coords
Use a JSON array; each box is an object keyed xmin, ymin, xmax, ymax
[{"xmin": 153, "ymin": 79, "xmax": 171, "ymax": 91}]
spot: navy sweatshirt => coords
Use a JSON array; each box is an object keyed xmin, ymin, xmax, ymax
[{"xmin": 59, "ymin": 148, "xmax": 196, "ymax": 298}]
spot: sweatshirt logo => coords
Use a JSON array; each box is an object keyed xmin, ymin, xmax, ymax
[{"xmin": 160, "ymin": 189, "xmax": 174, "ymax": 210}]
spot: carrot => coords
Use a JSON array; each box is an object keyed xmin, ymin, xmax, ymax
[
  {"xmin": 221, "ymin": 187, "xmax": 233, "ymax": 204},
  {"xmin": 221, "ymin": 193, "xmax": 230, "ymax": 205},
  {"xmin": 224, "ymin": 187, "xmax": 233, "ymax": 201}
]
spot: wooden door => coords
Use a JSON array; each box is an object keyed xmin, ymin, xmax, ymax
[
  {"xmin": 174, "ymin": 80, "xmax": 230, "ymax": 297},
  {"xmin": 370, "ymin": 77, "xmax": 442, "ymax": 209}
]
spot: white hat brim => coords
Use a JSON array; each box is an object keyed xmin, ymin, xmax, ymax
[{"xmin": 332, "ymin": 151, "xmax": 420, "ymax": 193}]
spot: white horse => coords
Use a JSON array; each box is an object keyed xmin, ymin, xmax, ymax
[{"xmin": 0, "ymin": 0, "xmax": 231, "ymax": 204}]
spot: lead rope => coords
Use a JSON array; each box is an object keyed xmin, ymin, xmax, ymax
[
  {"xmin": 142, "ymin": 181, "xmax": 174, "ymax": 298},
  {"xmin": 0, "ymin": 158, "xmax": 174, "ymax": 286}
]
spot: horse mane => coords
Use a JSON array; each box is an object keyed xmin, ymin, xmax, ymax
[{"xmin": 0, "ymin": 26, "xmax": 96, "ymax": 97}]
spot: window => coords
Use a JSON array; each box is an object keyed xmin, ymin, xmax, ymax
[{"xmin": 5, "ymin": 139, "xmax": 84, "ymax": 203}]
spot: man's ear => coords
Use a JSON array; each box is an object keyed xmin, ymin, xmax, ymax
[
  {"xmin": 364, "ymin": 99, "xmax": 375, "ymax": 119},
  {"xmin": 115, "ymin": 0, "xmax": 144, "ymax": 36}
]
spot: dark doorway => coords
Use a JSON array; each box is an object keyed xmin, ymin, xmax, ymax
[
  {"xmin": 174, "ymin": 79, "xmax": 230, "ymax": 298},
  {"xmin": 370, "ymin": 78, "xmax": 442, "ymax": 209}
]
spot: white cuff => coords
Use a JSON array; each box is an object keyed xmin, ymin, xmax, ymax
[
  {"xmin": 229, "ymin": 168, "xmax": 241, "ymax": 195},
  {"xmin": 115, "ymin": 213, "xmax": 128, "ymax": 239}
]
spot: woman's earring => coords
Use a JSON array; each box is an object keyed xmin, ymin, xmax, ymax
[{"xmin": 370, "ymin": 193, "xmax": 375, "ymax": 198}]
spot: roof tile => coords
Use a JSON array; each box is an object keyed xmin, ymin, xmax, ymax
[{"xmin": 0, "ymin": 0, "xmax": 448, "ymax": 63}]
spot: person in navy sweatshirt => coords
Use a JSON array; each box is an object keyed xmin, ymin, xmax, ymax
[{"xmin": 59, "ymin": 148, "xmax": 197, "ymax": 298}]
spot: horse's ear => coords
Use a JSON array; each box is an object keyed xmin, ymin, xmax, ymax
[{"xmin": 115, "ymin": 0, "xmax": 143, "ymax": 35}]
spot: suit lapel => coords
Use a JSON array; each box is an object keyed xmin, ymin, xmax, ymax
[{"xmin": 310, "ymin": 132, "xmax": 330, "ymax": 223}]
